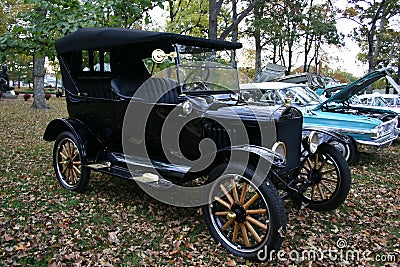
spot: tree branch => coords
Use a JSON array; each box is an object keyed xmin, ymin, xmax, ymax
[{"xmin": 219, "ymin": 0, "xmax": 263, "ymax": 40}]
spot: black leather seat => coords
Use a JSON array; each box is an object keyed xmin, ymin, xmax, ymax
[
  {"xmin": 77, "ymin": 77, "xmax": 113, "ymax": 99},
  {"xmin": 111, "ymin": 77, "xmax": 145, "ymax": 98},
  {"xmin": 133, "ymin": 78, "xmax": 179, "ymax": 104}
]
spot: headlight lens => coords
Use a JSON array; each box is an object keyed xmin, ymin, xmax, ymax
[
  {"xmin": 272, "ymin": 141, "xmax": 287, "ymax": 159},
  {"xmin": 307, "ymin": 131, "xmax": 319, "ymax": 154},
  {"xmin": 371, "ymin": 126, "xmax": 381, "ymax": 139}
]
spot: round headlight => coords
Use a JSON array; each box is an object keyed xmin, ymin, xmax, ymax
[
  {"xmin": 307, "ymin": 131, "xmax": 319, "ymax": 154},
  {"xmin": 182, "ymin": 101, "xmax": 193, "ymax": 115},
  {"xmin": 272, "ymin": 141, "xmax": 287, "ymax": 158}
]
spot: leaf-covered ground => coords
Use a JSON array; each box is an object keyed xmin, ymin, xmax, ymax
[{"xmin": 0, "ymin": 98, "xmax": 399, "ymax": 266}]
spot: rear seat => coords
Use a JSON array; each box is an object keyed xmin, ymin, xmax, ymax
[{"xmin": 77, "ymin": 77, "xmax": 114, "ymax": 99}]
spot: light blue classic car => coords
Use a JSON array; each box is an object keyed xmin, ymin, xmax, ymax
[{"xmin": 240, "ymin": 75, "xmax": 399, "ymax": 164}]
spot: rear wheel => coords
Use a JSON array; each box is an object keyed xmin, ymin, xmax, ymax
[
  {"xmin": 53, "ymin": 131, "xmax": 90, "ymax": 192},
  {"xmin": 202, "ymin": 164, "xmax": 286, "ymax": 261},
  {"xmin": 298, "ymin": 143, "xmax": 351, "ymax": 211}
]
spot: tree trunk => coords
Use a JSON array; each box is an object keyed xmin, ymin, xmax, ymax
[
  {"xmin": 231, "ymin": 0, "xmax": 238, "ymax": 42},
  {"xmin": 209, "ymin": 0, "xmax": 218, "ymax": 39},
  {"xmin": 254, "ymin": 4, "xmax": 262, "ymax": 74},
  {"xmin": 219, "ymin": 0, "xmax": 262, "ymax": 40},
  {"xmin": 31, "ymin": 54, "xmax": 49, "ymax": 109}
]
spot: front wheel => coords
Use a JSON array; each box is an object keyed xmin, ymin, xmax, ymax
[
  {"xmin": 53, "ymin": 131, "xmax": 90, "ymax": 192},
  {"xmin": 298, "ymin": 143, "xmax": 351, "ymax": 211},
  {"xmin": 202, "ymin": 164, "xmax": 286, "ymax": 261}
]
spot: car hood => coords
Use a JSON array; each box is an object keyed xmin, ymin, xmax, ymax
[
  {"xmin": 205, "ymin": 102, "xmax": 281, "ymax": 123},
  {"xmin": 314, "ymin": 68, "xmax": 392, "ymax": 110},
  {"xmin": 300, "ymin": 106, "xmax": 382, "ymax": 132}
]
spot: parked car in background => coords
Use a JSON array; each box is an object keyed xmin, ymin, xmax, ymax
[
  {"xmin": 380, "ymin": 94, "xmax": 400, "ymax": 107},
  {"xmin": 240, "ymin": 79, "xmax": 399, "ymax": 165},
  {"xmin": 43, "ymin": 28, "xmax": 351, "ymax": 260}
]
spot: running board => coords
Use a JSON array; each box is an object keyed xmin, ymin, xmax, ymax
[{"xmin": 86, "ymin": 162, "xmax": 111, "ymax": 169}]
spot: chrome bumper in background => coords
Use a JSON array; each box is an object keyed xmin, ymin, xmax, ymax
[{"xmin": 356, "ymin": 130, "xmax": 400, "ymax": 153}]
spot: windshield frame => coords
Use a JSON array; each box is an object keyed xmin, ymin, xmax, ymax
[{"xmin": 174, "ymin": 44, "xmax": 240, "ymax": 93}]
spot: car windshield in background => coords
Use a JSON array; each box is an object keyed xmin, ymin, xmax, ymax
[
  {"xmin": 276, "ymin": 86, "xmax": 322, "ymax": 106},
  {"xmin": 178, "ymin": 46, "xmax": 239, "ymax": 92}
]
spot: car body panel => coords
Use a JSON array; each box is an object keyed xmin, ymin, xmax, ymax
[{"xmin": 240, "ymin": 81, "xmax": 399, "ymax": 152}]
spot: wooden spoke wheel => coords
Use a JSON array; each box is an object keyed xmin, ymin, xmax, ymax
[
  {"xmin": 298, "ymin": 143, "xmax": 351, "ymax": 211},
  {"xmin": 203, "ymin": 164, "xmax": 286, "ymax": 261},
  {"xmin": 53, "ymin": 131, "xmax": 90, "ymax": 192}
]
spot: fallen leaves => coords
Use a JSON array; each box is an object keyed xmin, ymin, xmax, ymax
[{"xmin": 0, "ymin": 98, "xmax": 399, "ymax": 266}]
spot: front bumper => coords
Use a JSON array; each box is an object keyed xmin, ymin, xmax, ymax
[{"xmin": 356, "ymin": 129, "xmax": 400, "ymax": 153}]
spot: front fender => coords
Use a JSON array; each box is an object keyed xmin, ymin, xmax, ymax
[{"xmin": 182, "ymin": 145, "xmax": 285, "ymax": 183}]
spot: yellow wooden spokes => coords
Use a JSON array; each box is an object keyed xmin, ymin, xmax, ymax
[
  {"xmin": 220, "ymin": 184, "xmax": 234, "ymax": 205},
  {"xmin": 243, "ymin": 193, "xmax": 259, "ymax": 209},
  {"xmin": 240, "ymin": 223, "xmax": 250, "ymax": 246},
  {"xmin": 247, "ymin": 215, "xmax": 267, "ymax": 230},
  {"xmin": 230, "ymin": 179, "xmax": 239, "ymax": 203},
  {"xmin": 239, "ymin": 182, "xmax": 248, "ymax": 204},
  {"xmin": 318, "ymin": 158, "xmax": 328, "ymax": 171},
  {"xmin": 214, "ymin": 196, "xmax": 231, "ymax": 209},
  {"xmin": 215, "ymin": 211, "xmax": 230, "ymax": 216},
  {"xmin": 320, "ymin": 181, "xmax": 334, "ymax": 194},
  {"xmin": 246, "ymin": 209, "xmax": 266, "ymax": 215},
  {"xmin": 221, "ymin": 217, "xmax": 235, "ymax": 231},
  {"xmin": 311, "ymin": 185, "xmax": 316, "ymax": 200},
  {"xmin": 245, "ymin": 221, "xmax": 262, "ymax": 242},
  {"xmin": 232, "ymin": 222, "xmax": 239, "ymax": 243}
]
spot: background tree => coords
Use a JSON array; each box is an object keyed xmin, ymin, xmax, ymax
[
  {"xmin": 302, "ymin": 1, "xmax": 342, "ymax": 73},
  {"xmin": 0, "ymin": 0, "xmax": 163, "ymax": 109},
  {"xmin": 344, "ymin": 0, "xmax": 400, "ymax": 73},
  {"xmin": 166, "ymin": 0, "xmax": 209, "ymax": 36}
]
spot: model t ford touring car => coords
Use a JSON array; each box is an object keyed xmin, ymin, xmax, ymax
[{"xmin": 44, "ymin": 28, "xmax": 351, "ymax": 260}]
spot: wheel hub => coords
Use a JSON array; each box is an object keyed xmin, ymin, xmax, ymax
[
  {"xmin": 230, "ymin": 203, "xmax": 247, "ymax": 223},
  {"xmin": 310, "ymin": 169, "xmax": 322, "ymax": 184},
  {"xmin": 66, "ymin": 158, "xmax": 73, "ymax": 169}
]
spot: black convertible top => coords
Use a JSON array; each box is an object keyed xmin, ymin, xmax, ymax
[{"xmin": 55, "ymin": 28, "xmax": 242, "ymax": 54}]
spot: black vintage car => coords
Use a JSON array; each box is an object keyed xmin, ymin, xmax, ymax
[{"xmin": 44, "ymin": 28, "xmax": 351, "ymax": 260}]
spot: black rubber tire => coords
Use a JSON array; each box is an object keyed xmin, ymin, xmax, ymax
[
  {"xmin": 53, "ymin": 131, "xmax": 90, "ymax": 192},
  {"xmin": 298, "ymin": 143, "xmax": 351, "ymax": 211},
  {"xmin": 202, "ymin": 163, "xmax": 286, "ymax": 261}
]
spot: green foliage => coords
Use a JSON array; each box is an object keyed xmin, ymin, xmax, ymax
[
  {"xmin": 323, "ymin": 68, "xmax": 359, "ymax": 83},
  {"xmin": 166, "ymin": 0, "xmax": 209, "ymax": 37},
  {"xmin": 246, "ymin": 0, "xmax": 341, "ymax": 72},
  {"xmin": 0, "ymin": 0, "xmax": 164, "ymax": 59},
  {"xmin": 344, "ymin": 0, "xmax": 400, "ymax": 71}
]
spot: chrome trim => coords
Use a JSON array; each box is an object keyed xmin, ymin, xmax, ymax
[{"xmin": 356, "ymin": 131, "xmax": 399, "ymax": 153}]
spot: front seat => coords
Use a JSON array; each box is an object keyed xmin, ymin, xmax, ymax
[{"xmin": 135, "ymin": 77, "xmax": 179, "ymax": 104}]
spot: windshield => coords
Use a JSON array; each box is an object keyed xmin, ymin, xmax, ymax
[
  {"xmin": 383, "ymin": 96, "xmax": 400, "ymax": 107},
  {"xmin": 177, "ymin": 46, "xmax": 239, "ymax": 92},
  {"xmin": 276, "ymin": 86, "xmax": 322, "ymax": 106}
]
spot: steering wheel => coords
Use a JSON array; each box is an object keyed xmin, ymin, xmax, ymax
[{"xmin": 183, "ymin": 65, "xmax": 211, "ymax": 85}]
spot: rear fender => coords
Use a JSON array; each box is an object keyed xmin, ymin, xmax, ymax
[{"xmin": 43, "ymin": 118, "xmax": 104, "ymax": 162}]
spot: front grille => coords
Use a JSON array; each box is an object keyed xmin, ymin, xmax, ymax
[{"xmin": 275, "ymin": 107, "xmax": 303, "ymax": 173}]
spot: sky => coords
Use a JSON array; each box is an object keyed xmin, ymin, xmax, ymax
[{"xmin": 148, "ymin": 3, "xmax": 368, "ymax": 77}]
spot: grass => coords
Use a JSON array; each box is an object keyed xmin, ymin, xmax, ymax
[{"xmin": 0, "ymin": 97, "xmax": 399, "ymax": 266}]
